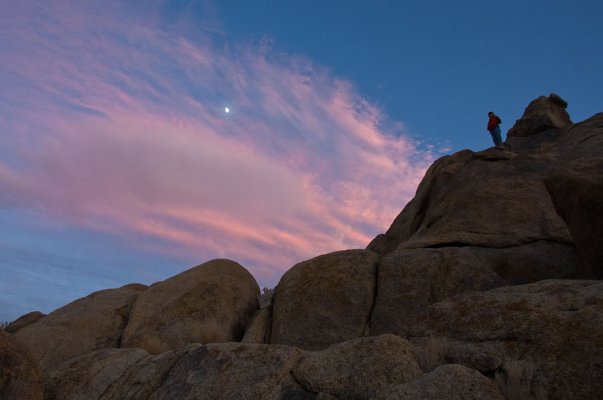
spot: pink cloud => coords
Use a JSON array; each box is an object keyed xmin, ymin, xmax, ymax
[{"xmin": 0, "ymin": 1, "xmax": 439, "ymax": 286}]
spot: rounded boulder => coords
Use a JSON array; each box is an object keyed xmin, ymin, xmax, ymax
[{"xmin": 121, "ymin": 259, "xmax": 260, "ymax": 354}]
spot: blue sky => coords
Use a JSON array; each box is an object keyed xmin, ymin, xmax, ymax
[{"xmin": 1, "ymin": 0, "xmax": 602, "ymax": 322}]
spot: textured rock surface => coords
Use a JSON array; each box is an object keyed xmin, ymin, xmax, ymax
[
  {"xmin": 368, "ymin": 149, "xmax": 573, "ymax": 256},
  {"xmin": 546, "ymin": 160, "xmax": 603, "ymax": 278},
  {"xmin": 121, "ymin": 259, "xmax": 260, "ymax": 354},
  {"xmin": 271, "ymin": 250, "xmax": 379, "ymax": 350},
  {"xmin": 45, "ymin": 348, "xmax": 149, "ymax": 400},
  {"xmin": 373, "ymin": 364, "xmax": 505, "ymax": 400},
  {"xmin": 5, "ymin": 311, "xmax": 46, "ymax": 333},
  {"xmin": 368, "ymin": 102, "xmax": 603, "ymax": 286},
  {"xmin": 293, "ymin": 335, "xmax": 422, "ymax": 399},
  {"xmin": 412, "ymin": 280, "xmax": 603, "ymax": 400},
  {"xmin": 15, "ymin": 285, "xmax": 143, "ymax": 370},
  {"xmin": 370, "ymin": 247, "xmax": 505, "ymax": 336},
  {"xmin": 150, "ymin": 343, "xmax": 308, "ymax": 400},
  {"xmin": 507, "ymin": 93, "xmax": 572, "ymax": 138},
  {"xmin": 0, "ymin": 332, "xmax": 44, "ymax": 400}
]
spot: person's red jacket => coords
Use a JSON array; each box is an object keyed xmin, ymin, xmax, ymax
[{"xmin": 487, "ymin": 115, "xmax": 501, "ymax": 131}]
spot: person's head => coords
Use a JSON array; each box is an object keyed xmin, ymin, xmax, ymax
[{"xmin": 488, "ymin": 111, "xmax": 494, "ymax": 117}]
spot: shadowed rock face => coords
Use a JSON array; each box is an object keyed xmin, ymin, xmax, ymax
[
  {"xmin": 121, "ymin": 259, "xmax": 260, "ymax": 354},
  {"xmin": 545, "ymin": 159, "xmax": 603, "ymax": 278},
  {"xmin": 0, "ymin": 332, "xmax": 44, "ymax": 400},
  {"xmin": 5, "ymin": 95, "xmax": 603, "ymax": 400},
  {"xmin": 412, "ymin": 280, "xmax": 603, "ymax": 400},
  {"xmin": 373, "ymin": 364, "xmax": 505, "ymax": 400},
  {"xmin": 270, "ymin": 250, "xmax": 379, "ymax": 350}
]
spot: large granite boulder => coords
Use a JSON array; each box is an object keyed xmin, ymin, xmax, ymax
[
  {"xmin": 507, "ymin": 93, "xmax": 572, "ymax": 138},
  {"xmin": 368, "ymin": 98, "xmax": 603, "ymax": 284},
  {"xmin": 370, "ymin": 247, "xmax": 505, "ymax": 336},
  {"xmin": 0, "ymin": 332, "xmax": 44, "ymax": 400},
  {"xmin": 373, "ymin": 364, "xmax": 504, "ymax": 400},
  {"xmin": 411, "ymin": 280, "xmax": 603, "ymax": 400},
  {"xmin": 368, "ymin": 149, "xmax": 572, "ymax": 254},
  {"xmin": 293, "ymin": 335, "xmax": 422, "ymax": 399},
  {"xmin": 121, "ymin": 259, "xmax": 260, "ymax": 354},
  {"xmin": 15, "ymin": 284, "xmax": 144, "ymax": 370},
  {"xmin": 367, "ymin": 149, "xmax": 586, "ymax": 283},
  {"xmin": 270, "ymin": 250, "xmax": 379, "ymax": 350}
]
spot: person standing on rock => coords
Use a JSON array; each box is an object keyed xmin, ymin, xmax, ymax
[{"xmin": 487, "ymin": 111, "xmax": 503, "ymax": 147}]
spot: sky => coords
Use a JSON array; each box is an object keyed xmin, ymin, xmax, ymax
[{"xmin": 1, "ymin": 0, "xmax": 602, "ymax": 322}]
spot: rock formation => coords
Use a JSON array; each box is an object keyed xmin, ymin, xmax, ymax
[
  {"xmin": 3, "ymin": 94, "xmax": 602, "ymax": 399},
  {"xmin": 0, "ymin": 332, "xmax": 44, "ymax": 400}
]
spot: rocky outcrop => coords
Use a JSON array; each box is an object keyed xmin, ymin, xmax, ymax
[
  {"xmin": 270, "ymin": 250, "xmax": 379, "ymax": 350},
  {"xmin": 121, "ymin": 259, "xmax": 260, "ymax": 354},
  {"xmin": 4, "ymin": 95, "xmax": 603, "ymax": 399},
  {"xmin": 507, "ymin": 93, "xmax": 572, "ymax": 138},
  {"xmin": 373, "ymin": 364, "xmax": 505, "ymax": 400},
  {"xmin": 0, "ymin": 332, "xmax": 44, "ymax": 400},
  {"xmin": 293, "ymin": 335, "xmax": 421, "ymax": 399},
  {"xmin": 43, "ymin": 335, "xmax": 426, "ymax": 400},
  {"xmin": 15, "ymin": 284, "xmax": 144, "ymax": 370},
  {"xmin": 45, "ymin": 348, "xmax": 149, "ymax": 400},
  {"xmin": 370, "ymin": 247, "xmax": 505, "ymax": 336},
  {"xmin": 412, "ymin": 280, "xmax": 603, "ymax": 400}
]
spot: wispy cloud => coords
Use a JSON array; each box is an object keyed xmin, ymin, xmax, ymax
[{"xmin": 0, "ymin": 1, "xmax": 437, "ymax": 285}]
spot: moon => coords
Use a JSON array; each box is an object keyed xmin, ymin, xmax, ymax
[{"xmin": 224, "ymin": 107, "xmax": 230, "ymax": 114}]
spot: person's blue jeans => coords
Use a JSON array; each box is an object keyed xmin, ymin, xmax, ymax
[{"xmin": 489, "ymin": 126, "xmax": 502, "ymax": 146}]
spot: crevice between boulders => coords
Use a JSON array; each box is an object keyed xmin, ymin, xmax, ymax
[
  {"xmin": 423, "ymin": 237, "xmax": 574, "ymax": 250},
  {"xmin": 366, "ymin": 253, "xmax": 383, "ymax": 337}
]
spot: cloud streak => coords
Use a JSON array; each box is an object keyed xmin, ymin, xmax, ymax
[{"xmin": 0, "ymin": 1, "xmax": 437, "ymax": 286}]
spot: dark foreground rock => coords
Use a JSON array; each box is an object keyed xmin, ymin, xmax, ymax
[
  {"xmin": 0, "ymin": 332, "xmax": 44, "ymax": 400},
  {"xmin": 412, "ymin": 280, "xmax": 603, "ymax": 400}
]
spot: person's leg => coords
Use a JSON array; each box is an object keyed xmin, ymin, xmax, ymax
[{"xmin": 492, "ymin": 126, "xmax": 502, "ymax": 146}]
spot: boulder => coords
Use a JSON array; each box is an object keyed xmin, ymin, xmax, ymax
[
  {"xmin": 293, "ymin": 335, "xmax": 422, "ymax": 399},
  {"xmin": 148, "ymin": 343, "xmax": 309, "ymax": 400},
  {"xmin": 0, "ymin": 332, "xmax": 44, "ymax": 400},
  {"xmin": 45, "ymin": 348, "xmax": 149, "ymax": 400},
  {"xmin": 368, "ymin": 149, "xmax": 575, "ymax": 261},
  {"xmin": 5, "ymin": 311, "xmax": 46, "ymax": 333},
  {"xmin": 15, "ymin": 284, "xmax": 144, "ymax": 370},
  {"xmin": 98, "ymin": 347, "xmax": 186, "ymax": 400},
  {"xmin": 507, "ymin": 93, "xmax": 572, "ymax": 138},
  {"xmin": 373, "ymin": 364, "xmax": 504, "ymax": 400},
  {"xmin": 370, "ymin": 247, "xmax": 505, "ymax": 337},
  {"xmin": 412, "ymin": 280, "xmax": 603, "ymax": 400},
  {"xmin": 270, "ymin": 250, "xmax": 379, "ymax": 350},
  {"xmin": 545, "ymin": 159, "xmax": 603, "ymax": 278},
  {"xmin": 121, "ymin": 259, "xmax": 260, "ymax": 354}
]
